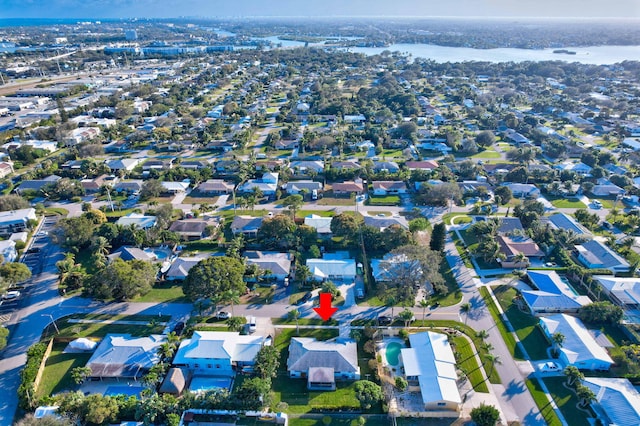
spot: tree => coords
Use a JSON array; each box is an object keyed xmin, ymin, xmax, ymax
[
  {"xmin": 140, "ymin": 179, "xmax": 164, "ymax": 200},
  {"xmin": 576, "ymin": 384, "xmax": 596, "ymax": 408},
  {"xmin": 234, "ymin": 377, "xmax": 271, "ymax": 410},
  {"xmin": 414, "ymin": 182, "xmax": 462, "ymax": 207},
  {"xmin": 578, "ymin": 301, "xmax": 624, "ymax": 324},
  {"xmin": 82, "ymin": 394, "xmax": 119, "ymax": 425},
  {"xmin": 429, "ymin": 222, "xmax": 446, "ymax": 252},
  {"xmin": 258, "ymin": 215, "xmax": 297, "ymax": 249},
  {"xmin": 419, "ymin": 299, "xmax": 429, "ymax": 321},
  {"xmin": 330, "ymin": 213, "xmax": 360, "ymax": 241},
  {"xmin": 398, "ymin": 309, "xmax": 415, "ymax": 327},
  {"xmin": 71, "ymin": 366, "xmax": 92, "ymax": 385},
  {"xmin": 0, "ymin": 262, "xmax": 31, "ymax": 286},
  {"xmin": 460, "ymin": 302, "xmax": 472, "ymax": 325},
  {"xmin": 183, "ymin": 256, "xmax": 245, "ymax": 302},
  {"xmin": 475, "ymin": 130, "xmax": 496, "ymax": 148},
  {"xmin": 563, "ymin": 366, "xmax": 584, "ymax": 387},
  {"xmin": 470, "ymin": 403, "xmax": 501, "ymax": 426},
  {"xmin": 0, "ymin": 195, "xmax": 30, "ymax": 211},
  {"xmin": 354, "ymin": 380, "xmax": 383, "ymax": 409},
  {"xmin": 16, "ymin": 414, "xmax": 74, "ymax": 426},
  {"xmin": 288, "ymin": 308, "xmax": 301, "ymax": 333},
  {"xmin": 0, "ymin": 325, "xmax": 8, "ymax": 351},
  {"xmin": 395, "ymin": 376, "xmax": 408, "ymax": 391},
  {"xmin": 91, "ymin": 259, "xmax": 158, "ymax": 300},
  {"xmin": 321, "ymin": 281, "xmax": 340, "ymax": 299},
  {"xmin": 226, "ymin": 316, "xmax": 244, "ymax": 332},
  {"xmin": 281, "ymin": 194, "xmax": 304, "ymax": 219},
  {"xmin": 254, "ymin": 345, "xmax": 280, "ymax": 379},
  {"xmin": 483, "ymin": 353, "xmax": 502, "ymax": 379},
  {"xmin": 226, "ymin": 234, "xmax": 245, "ymax": 258},
  {"xmin": 56, "ymin": 253, "xmax": 81, "ymax": 287},
  {"xmin": 408, "ymin": 217, "xmax": 430, "ymax": 233},
  {"xmin": 551, "ymin": 332, "xmax": 565, "ymax": 357},
  {"xmin": 493, "ymin": 186, "xmax": 512, "ymax": 205},
  {"xmin": 51, "ymin": 216, "xmax": 96, "ymax": 249}
]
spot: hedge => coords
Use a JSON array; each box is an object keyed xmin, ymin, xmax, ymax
[{"xmin": 18, "ymin": 341, "xmax": 49, "ymax": 409}]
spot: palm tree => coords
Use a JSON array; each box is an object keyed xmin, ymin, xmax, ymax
[
  {"xmin": 398, "ymin": 309, "xmax": 415, "ymax": 327},
  {"xmin": 223, "ymin": 289, "xmax": 241, "ymax": 316},
  {"xmin": 460, "ymin": 302, "xmax": 472, "ymax": 325},
  {"xmin": 157, "ymin": 342, "xmax": 175, "ymax": 361},
  {"xmin": 288, "ymin": 309, "xmax": 301, "ymax": 333},
  {"xmin": 512, "ymin": 252, "xmax": 528, "ymax": 267},
  {"xmin": 563, "ymin": 366, "xmax": 584, "ymax": 387},
  {"xmin": 419, "ymin": 299, "xmax": 430, "ymax": 321},
  {"xmin": 386, "ymin": 295, "xmax": 397, "ymax": 318},
  {"xmin": 296, "ymin": 265, "xmax": 312, "ymax": 287},
  {"xmin": 551, "ymin": 332, "xmax": 565, "ymax": 357},
  {"xmin": 483, "ymin": 353, "xmax": 502, "ymax": 380},
  {"xmin": 476, "ymin": 329, "xmax": 489, "ymax": 341},
  {"xmin": 226, "ymin": 316, "xmax": 244, "ymax": 332},
  {"xmin": 576, "ymin": 384, "xmax": 596, "ymax": 408}
]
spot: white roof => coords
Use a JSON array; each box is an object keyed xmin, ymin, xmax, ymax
[
  {"xmin": 401, "ymin": 332, "xmax": 461, "ymax": 405},
  {"xmin": 584, "ymin": 377, "xmax": 640, "ymax": 426},
  {"xmin": 596, "ymin": 276, "xmax": 640, "ymax": 306},
  {"xmin": 173, "ymin": 331, "xmax": 264, "ymax": 364},
  {"xmin": 304, "ymin": 214, "xmax": 332, "ymax": 234},
  {"xmin": 539, "ymin": 314, "xmax": 613, "ymax": 365},
  {"xmin": 522, "ymin": 270, "xmax": 591, "ymax": 312},
  {"xmin": 306, "ymin": 258, "xmax": 356, "ymax": 279},
  {"xmin": 0, "ymin": 208, "xmax": 36, "ymax": 225},
  {"xmin": 116, "ymin": 213, "xmax": 157, "ymax": 229}
]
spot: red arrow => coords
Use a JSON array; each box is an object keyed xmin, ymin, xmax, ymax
[{"xmin": 314, "ymin": 292, "xmax": 338, "ymax": 321}]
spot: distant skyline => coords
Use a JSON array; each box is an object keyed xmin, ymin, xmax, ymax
[{"xmin": 2, "ymin": 0, "xmax": 639, "ymax": 19}]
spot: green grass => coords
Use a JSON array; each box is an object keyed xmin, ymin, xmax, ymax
[
  {"xmin": 367, "ymin": 195, "xmax": 401, "ymax": 206},
  {"xmin": 451, "ymin": 232, "xmax": 474, "ymax": 269},
  {"xmin": 493, "ymin": 285, "xmax": 550, "ymax": 361},
  {"xmin": 526, "ymin": 378, "xmax": 563, "ymax": 426},
  {"xmin": 479, "ymin": 287, "xmax": 525, "ymax": 360},
  {"xmin": 548, "ymin": 197, "xmax": 587, "ymax": 209},
  {"xmin": 103, "ymin": 208, "xmax": 138, "ymax": 218},
  {"xmin": 453, "ymin": 216, "xmax": 473, "ymax": 224},
  {"xmin": 297, "ymin": 210, "xmax": 335, "ymax": 218},
  {"xmin": 431, "ymin": 257, "xmax": 463, "ymax": 307},
  {"xmin": 43, "ymin": 207, "xmax": 69, "ymax": 216},
  {"xmin": 42, "ymin": 314, "xmax": 169, "ymax": 340},
  {"xmin": 451, "ymin": 335, "xmax": 489, "ymax": 393},
  {"xmin": 272, "ymin": 318, "xmax": 339, "ymax": 326},
  {"xmin": 317, "ymin": 194, "xmax": 356, "ymax": 206},
  {"xmin": 590, "ymin": 198, "xmax": 614, "ymax": 209},
  {"xmin": 134, "ymin": 281, "xmax": 188, "ymax": 303},
  {"xmin": 543, "ymin": 377, "xmax": 593, "ymax": 426},
  {"xmin": 36, "ymin": 342, "xmax": 92, "ymax": 398},
  {"xmin": 471, "ymin": 149, "xmax": 501, "ymax": 159}
]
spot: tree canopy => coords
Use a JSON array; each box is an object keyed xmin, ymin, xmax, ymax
[
  {"xmin": 183, "ymin": 256, "xmax": 246, "ymax": 301},
  {"xmin": 354, "ymin": 380, "xmax": 383, "ymax": 409},
  {"xmin": 90, "ymin": 259, "xmax": 158, "ymax": 300},
  {"xmin": 470, "ymin": 403, "xmax": 501, "ymax": 426}
]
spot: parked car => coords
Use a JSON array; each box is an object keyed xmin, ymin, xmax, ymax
[
  {"xmin": 2, "ymin": 290, "xmax": 20, "ymax": 300},
  {"xmin": 172, "ymin": 321, "xmax": 185, "ymax": 335},
  {"xmin": 356, "ymin": 288, "xmax": 365, "ymax": 299},
  {"xmin": 378, "ymin": 316, "xmax": 392, "ymax": 326},
  {"xmin": 538, "ymin": 361, "xmax": 561, "ymax": 372},
  {"xmin": 216, "ymin": 311, "xmax": 231, "ymax": 320},
  {"xmin": 298, "ymin": 291, "xmax": 312, "ymax": 305},
  {"xmin": 247, "ymin": 316, "xmax": 257, "ymax": 333}
]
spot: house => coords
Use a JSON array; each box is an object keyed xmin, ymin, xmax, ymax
[
  {"xmin": 244, "ymin": 251, "xmax": 292, "ymax": 281},
  {"xmin": 64, "ymin": 127, "xmax": 101, "ymax": 145},
  {"xmin": 306, "ymin": 255, "xmax": 356, "ymax": 281},
  {"xmin": 143, "ymin": 159, "xmax": 174, "ymax": 172},
  {"xmin": 554, "ymin": 161, "xmax": 593, "ymax": 176},
  {"xmin": 196, "ymin": 179, "xmax": 234, "ymax": 195},
  {"xmin": 289, "ymin": 161, "xmax": 324, "ymax": 175},
  {"xmin": 496, "ymin": 235, "xmax": 545, "ymax": 268},
  {"xmin": 332, "ymin": 181, "xmax": 364, "ymax": 196},
  {"xmin": 238, "ymin": 172, "xmax": 279, "ymax": 196},
  {"xmin": 107, "ymin": 246, "xmax": 157, "ymax": 263},
  {"xmin": 0, "ymin": 208, "xmax": 36, "ymax": 236},
  {"xmin": 206, "ymin": 140, "xmax": 237, "ymax": 152},
  {"xmin": 331, "ymin": 161, "xmax": 361, "ymax": 171},
  {"xmin": 116, "ymin": 213, "xmax": 157, "ymax": 229},
  {"xmin": 594, "ymin": 276, "xmax": 640, "ymax": 323},
  {"xmin": 497, "ymin": 217, "xmax": 525, "ymax": 235},
  {"xmin": 114, "ymin": 180, "xmax": 143, "ymax": 194},
  {"xmin": 86, "ymin": 334, "xmax": 166, "ymax": 379},
  {"xmin": 547, "ymin": 213, "xmax": 592, "ymax": 237},
  {"xmin": 165, "ymin": 255, "xmax": 209, "ymax": 281},
  {"xmin": 591, "ymin": 183, "xmax": 625, "ymax": 197},
  {"xmin": 275, "ymin": 139, "xmax": 299, "ymax": 150},
  {"xmin": 373, "ymin": 161, "xmax": 400, "ymax": 173},
  {"xmin": 622, "ymin": 137, "xmax": 640, "ymax": 151},
  {"xmin": 0, "ymin": 162, "xmax": 14, "ymax": 178},
  {"xmin": 0, "ymin": 240, "xmax": 17, "ymax": 263},
  {"xmin": 372, "ymin": 181, "xmax": 408, "ymax": 196},
  {"xmin": 230, "ymin": 216, "xmax": 264, "ymax": 237},
  {"xmin": 161, "ymin": 181, "xmax": 189, "ymax": 194},
  {"xmin": 9, "ymin": 232, "xmax": 28, "ymax": 244},
  {"xmin": 81, "ymin": 174, "xmax": 118, "ymax": 193},
  {"xmin": 539, "ymin": 314, "xmax": 613, "ymax": 371},
  {"xmin": 363, "ymin": 216, "xmax": 408, "ymax": 231},
  {"xmin": 173, "ymin": 331, "xmax": 265, "ymax": 376},
  {"xmin": 287, "ymin": 337, "xmax": 360, "ymax": 390},
  {"xmin": 521, "ymin": 271, "xmax": 591, "ymax": 314},
  {"xmin": 400, "ymin": 332, "xmax": 461, "ymax": 412},
  {"xmin": 371, "ymin": 253, "xmax": 433, "ymax": 295},
  {"xmin": 304, "ymin": 214, "xmax": 332, "ymax": 236},
  {"xmin": 169, "ymin": 220, "xmax": 209, "ymax": 240},
  {"xmin": 405, "ymin": 160, "xmax": 439, "ymax": 171},
  {"xmin": 285, "ymin": 180, "xmax": 323, "ymax": 195},
  {"xmin": 14, "ymin": 175, "xmax": 61, "ymax": 195},
  {"xmin": 344, "ymin": 114, "xmax": 366, "ymax": 124},
  {"xmin": 106, "ymin": 158, "xmax": 141, "ymax": 172},
  {"xmin": 504, "ymin": 183, "xmax": 541, "ymax": 199},
  {"xmin": 179, "ymin": 160, "xmax": 209, "ymax": 170},
  {"xmin": 583, "ymin": 377, "xmax": 640, "ymax": 426},
  {"xmin": 575, "ymin": 240, "xmax": 630, "ymax": 274}
]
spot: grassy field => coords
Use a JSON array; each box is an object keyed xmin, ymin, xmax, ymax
[
  {"xmin": 478, "ymin": 287, "xmax": 525, "ymax": 360},
  {"xmin": 134, "ymin": 281, "xmax": 188, "ymax": 303},
  {"xmin": 451, "ymin": 335, "xmax": 489, "ymax": 393},
  {"xmin": 367, "ymin": 195, "xmax": 401, "ymax": 206},
  {"xmin": 471, "ymin": 149, "xmax": 501, "ymax": 159},
  {"xmin": 451, "ymin": 233, "xmax": 474, "ymax": 269},
  {"xmin": 543, "ymin": 377, "xmax": 593, "ymax": 426},
  {"xmin": 42, "ymin": 314, "xmax": 169, "ymax": 340},
  {"xmin": 526, "ymin": 378, "xmax": 563, "ymax": 426},
  {"xmin": 183, "ymin": 196, "xmax": 219, "ymax": 204},
  {"xmin": 548, "ymin": 197, "xmax": 587, "ymax": 209},
  {"xmin": 36, "ymin": 342, "xmax": 92, "ymax": 398},
  {"xmin": 432, "ymin": 258, "xmax": 464, "ymax": 307},
  {"xmin": 317, "ymin": 193, "xmax": 355, "ymax": 206},
  {"xmin": 297, "ymin": 209, "xmax": 335, "ymax": 218},
  {"xmin": 493, "ymin": 285, "xmax": 550, "ymax": 360}
]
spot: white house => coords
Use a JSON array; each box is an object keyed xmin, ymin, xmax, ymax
[
  {"xmin": 595, "ymin": 276, "xmax": 640, "ymax": 323},
  {"xmin": 554, "ymin": 161, "xmax": 593, "ymax": 176},
  {"xmin": 86, "ymin": 334, "xmax": 166, "ymax": 379},
  {"xmin": 304, "ymin": 214, "xmax": 332, "ymax": 236},
  {"xmin": 116, "ymin": 213, "xmax": 157, "ymax": 229},
  {"xmin": 244, "ymin": 251, "xmax": 292, "ymax": 281},
  {"xmin": 400, "ymin": 332, "xmax": 462, "ymax": 411},
  {"xmin": 165, "ymin": 255, "xmax": 210, "ymax": 281},
  {"xmin": 547, "ymin": 213, "xmax": 592, "ymax": 237},
  {"xmin": 372, "ymin": 181, "xmax": 408, "ymax": 196},
  {"xmin": 0, "ymin": 208, "xmax": 36, "ymax": 236},
  {"xmin": 306, "ymin": 255, "xmax": 356, "ymax": 281},
  {"xmin": 238, "ymin": 172, "xmax": 279, "ymax": 196},
  {"xmin": 504, "ymin": 183, "xmax": 541, "ymax": 199},
  {"xmin": 287, "ymin": 337, "xmax": 360, "ymax": 390},
  {"xmin": 173, "ymin": 331, "xmax": 264, "ymax": 376},
  {"xmin": 539, "ymin": 314, "xmax": 613, "ymax": 371},
  {"xmin": 583, "ymin": 377, "xmax": 640, "ymax": 426},
  {"xmin": 521, "ymin": 270, "xmax": 591, "ymax": 314},
  {"xmin": 0, "ymin": 239, "xmax": 17, "ymax": 263},
  {"xmin": 575, "ymin": 240, "xmax": 630, "ymax": 274},
  {"xmin": 106, "ymin": 158, "xmax": 141, "ymax": 172}
]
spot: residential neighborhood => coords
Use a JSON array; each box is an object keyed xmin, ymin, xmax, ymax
[{"xmin": 1, "ymin": 14, "xmax": 640, "ymax": 426}]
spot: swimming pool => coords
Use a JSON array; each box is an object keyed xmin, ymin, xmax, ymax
[
  {"xmin": 189, "ymin": 376, "xmax": 232, "ymax": 393},
  {"xmin": 385, "ymin": 342, "xmax": 403, "ymax": 366},
  {"xmin": 103, "ymin": 386, "xmax": 144, "ymax": 397},
  {"xmin": 143, "ymin": 248, "xmax": 172, "ymax": 260}
]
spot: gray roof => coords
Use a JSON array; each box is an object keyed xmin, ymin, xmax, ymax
[
  {"xmin": 498, "ymin": 217, "xmax": 524, "ymax": 234},
  {"xmin": 169, "ymin": 220, "xmax": 207, "ymax": 235},
  {"xmin": 363, "ymin": 216, "xmax": 408, "ymax": 230},
  {"xmin": 231, "ymin": 216, "xmax": 264, "ymax": 233},
  {"xmin": 86, "ymin": 334, "xmax": 165, "ymax": 378},
  {"xmin": 107, "ymin": 246, "xmax": 156, "ymax": 262},
  {"xmin": 576, "ymin": 240, "xmax": 630, "ymax": 270},
  {"xmin": 548, "ymin": 213, "xmax": 592, "ymax": 236},
  {"xmin": 244, "ymin": 251, "xmax": 292, "ymax": 276},
  {"xmin": 287, "ymin": 337, "xmax": 359, "ymax": 374}
]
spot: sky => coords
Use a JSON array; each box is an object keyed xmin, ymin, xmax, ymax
[{"xmin": 1, "ymin": 0, "xmax": 639, "ymax": 19}]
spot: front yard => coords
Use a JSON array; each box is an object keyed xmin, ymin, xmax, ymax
[
  {"xmin": 367, "ymin": 195, "xmax": 401, "ymax": 206},
  {"xmin": 42, "ymin": 314, "xmax": 169, "ymax": 340},
  {"xmin": 36, "ymin": 341, "xmax": 93, "ymax": 399},
  {"xmin": 543, "ymin": 377, "xmax": 593, "ymax": 426}
]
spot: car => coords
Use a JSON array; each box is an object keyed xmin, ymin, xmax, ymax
[
  {"xmin": 247, "ymin": 316, "xmax": 257, "ymax": 333},
  {"xmin": 27, "ymin": 247, "xmax": 40, "ymax": 254},
  {"xmin": 2, "ymin": 290, "xmax": 20, "ymax": 300},
  {"xmin": 377, "ymin": 213, "xmax": 386, "ymax": 217},
  {"xmin": 538, "ymin": 361, "xmax": 561, "ymax": 372},
  {"xmin": 36, "ymin": 231, "xmax": 48, "ymax": 236},
  {"xmin": 216, "ymin": 311, "xmax": 231, "ymax": 320},
  {"xmin": 592, "ymin": 200, "xmax": 603, "ymax": 209},
  {"xmin": 545, "ymin": 262, "xmax": 557, "ymax": 267},
  {"xmin": 356, "ymin": 288, "xmax": 365, "ymax": 299},
  {"xmin": 284, "ymin": 277, "xmax": 289, "ymax": 287},
  {"xmin": 172, "ymin": 321, "xmax": 185, "ymax": 335},
  {"xmin": 297, "ymin": 291, "xmax": 313, "ymax": 305},
  {"xmin": 378, "ymin": 316, "xmax": 392, "ymax": 326}
]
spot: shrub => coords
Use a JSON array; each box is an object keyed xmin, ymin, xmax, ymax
[{"xmin": 18, "ymin": 342, "xmax": 50, "ymax": 409}]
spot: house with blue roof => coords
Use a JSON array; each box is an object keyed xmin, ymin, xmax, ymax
[
  {"xmin": 584, "ymin": 377, "xmax": 640, "ymax": 426},
  {"xmin": 522, "ymin": 271, "xmax": 591, "ymax": 315},
  {"xmin": 575, "ymin": 240, "xmax": 630, "ymax": 274}
]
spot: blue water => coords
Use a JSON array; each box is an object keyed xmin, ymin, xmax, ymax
[
  {"xmin": 144, "ymin": 248, "xmax": 171, "ymax": 260},
  {"xmin": 189, "ymin": 376, "xmax": 232, "ymax": 393},
  {"xmin": 104, "ymin": 386, "xmax": 144, "ymax": 397}
]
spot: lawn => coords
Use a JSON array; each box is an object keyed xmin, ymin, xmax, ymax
[
  {"xmin": 471, "ymin": 149, "xmax": 501, "ymax": 159},
  {"xmin": 453, "ymin": 216, "xmax": 473, "ymax": 224},
  {"xmin": 478, "ymin": 287, "xmax": 525, "ymax": 360},
  {"xmin": 543, "ymin": 377, "xmax": 593, "ymax": 426},
  {"xmin": 183, "ymin": 196, "xmax": 219, "ymax": 205},
  {"xmin": 590, "ymin": 198, "xmax": 614, "ymax": 209},
  {"xmin": 367, "ymin": 195, "xmax": 401, "ymax": 206},
  {"xmin": 134, "ymin": 281, "xmax": 188, "ymax": 303},
  {"xmin": 431, "ymin": 258, "xmax": 463, "ymax": 307},
  {"xmin": 317, "ymin": 193, "xmax": 355, "ymax": 206},
  {"xmin": 451, "ymin": 335, "xmax": 489, "ymax": 393},
  {"xmin": 526, "ymin": 378, "xmax": 563, "ymax": 426},
  {"xmin": 36, "ymin": 342, "xmax": 92, "ymax": 398},
  {"xmin": 547, "ymin": 197, "xmax": 587, "ymax": 209},
  {"xmin": 42, "ymin": 314, "xmax": 168, "ymax": 340},
  {"xmin": 493, "ymin": 285, "xmax": 550, "ymax": 361},
  {"xmin": 451, "ymin": 233, "xmax": 474, "ymax": 269},
  {"xmin": 297, "ymin": 210, "xmax": 335, "ymax": 218}
]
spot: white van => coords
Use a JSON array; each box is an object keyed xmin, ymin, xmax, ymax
[
  {"xmin": 247, "ymin": 316, "xmax": 257, "ymax": 333},
  {"xmin": 311, "ymin": 189, "xmax": 318, "ymax": 200}
]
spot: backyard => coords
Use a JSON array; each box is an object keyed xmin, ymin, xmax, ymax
[{"xmin": 36, "ymin": 341, "xmax": 93, "ymax": 399}]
